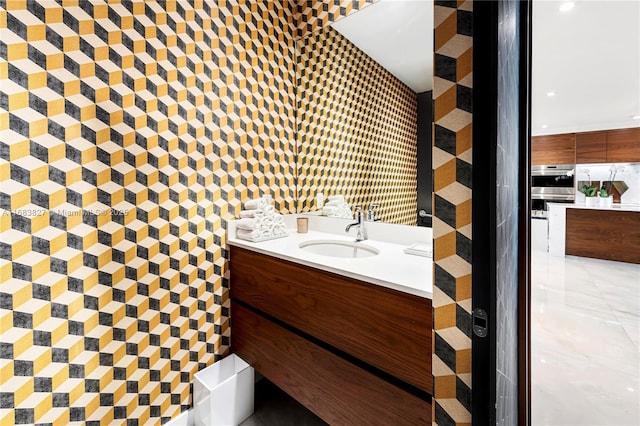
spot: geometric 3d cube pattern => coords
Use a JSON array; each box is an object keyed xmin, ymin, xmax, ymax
[
  {"xmin": 0, "ymin": 0, "xmax": 296, "ymax": 424},
  {"xmin": 295, "ymin": 0, "xmax": 377, "ymax": 39},
  {"xmin": 432, "ymin": 0, "xmax": 473, "ymax": 424},
  {"xmin": 296, "ymin": 25, "xmax": 417, "ymax": 225}
]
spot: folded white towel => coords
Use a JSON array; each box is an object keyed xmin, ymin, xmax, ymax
[
  {"xmin": 324, "ymin": 200, "xmax": 343, "ymax": 207},
  {"xmin": 239, "ymin": 209, "xmax": 264, "ymax": 218},
  {"xmin": 244, "ymin": 198, "xmax": 268, "ymax": 210},
  {"xmin": 235, "ymin": 212, "xmax": 288, "ymax": 241},
  {"xmin": 328, "ymin": 195, "xmax": 345, "ymax": 203},
  {"xmin": 237, "ymin": 218, "xmax": 258, "ymax": 230},
  {"xmin": 236, "ymin": 229, "xmax": 262, "ymax": 240}
]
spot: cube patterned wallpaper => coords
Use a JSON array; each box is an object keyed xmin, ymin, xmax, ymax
[
  {"xmin": 432, "ymin": 0, "xmax": 474, "ymax": 425},
  {"xmin": 294, "ymin": 0, "xmax": 376, "ymax": 40},
  {"xmin": 0, "ymin": 0, "xmax": 296, "ymax": 424},
  {"xmin": 295, "ymin": 25, "xmax": 418, "ymax": 225}
]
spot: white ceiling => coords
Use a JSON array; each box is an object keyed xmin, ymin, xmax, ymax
[
  {"xmin": 532, "ymin": 0, "xmax": 640, "ymax": 135},
  {"xmin": 326, "ymin": 0, "xmax": 640, "ymax": 133},
  {"xmin": 330, "ymin": 0, "xmax": 434, "ymax": 93}
]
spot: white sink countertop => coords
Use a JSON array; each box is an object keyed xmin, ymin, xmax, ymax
[
  {"xmin": 547, "ymin": 202, "xmax": 640, "ymax": 212},
  {"xmin": 227, "ymin": 215, "xmax": 433, "ymax": 299}
]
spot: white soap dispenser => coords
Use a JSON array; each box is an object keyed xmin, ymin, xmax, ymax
[{"xmin": 316, "ymin": 193, "xmax": 324, "ymax": 210}]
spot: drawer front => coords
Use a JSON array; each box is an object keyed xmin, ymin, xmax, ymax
[
  {"xmin": 232, "ymin": 302, "xmax": 431, "ymax": 425},
  {"xmin": 230, "ymin": 247, "xmax": 432, "ymax": 394}
]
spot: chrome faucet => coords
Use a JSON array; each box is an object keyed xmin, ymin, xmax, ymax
[
  {"xmin": 366, "ymin": 202, "xmax": 379, "ymax": 221},
  {"xmin": 345, "ymin": 206, "xmax": 368, "ymax": 242}
]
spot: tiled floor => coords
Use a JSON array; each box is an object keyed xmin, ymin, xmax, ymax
[
  {"xmin": 240, "ymin": 379, "xmax": 326, "ymax": 426},
  {"xmin": 531, "ymin": 250, "xmax": 640, "ymax": 425}
]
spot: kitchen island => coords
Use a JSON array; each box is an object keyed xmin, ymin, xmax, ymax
[{"xmin": 548, "ymin": 203, "xmax": 640, "ymax": 264}]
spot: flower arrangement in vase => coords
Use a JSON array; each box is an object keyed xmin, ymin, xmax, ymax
[
  {"xmin": 581, "ymin": 184, "xmax": 599, "ymax": 207},
  {"xmin": 599, "ymin": 166, "xmax": 617, "ymax": 207}
]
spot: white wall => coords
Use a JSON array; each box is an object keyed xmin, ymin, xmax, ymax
[{"xmin": 574, "ymin": 163, "xmax": 640, "ymax": 205}]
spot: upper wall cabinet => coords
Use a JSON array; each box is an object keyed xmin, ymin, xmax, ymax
[
  {"xmin": 531, "ymin": 133, "xmax": 576, "ymax": 165},
  {"xmin": 607, "ymin": 128, "xmax": 640, "ymax": 163},
  {"xmin": 535, "ymin": 127, "xmax": 640, "ymax": 165},
  {"xmin": 575, "ymin": 131, "xmax": 607, "ymax": 163},
  {"xmin": 574, "ymin": 127, "xmax": 640, "ymax": 164}
]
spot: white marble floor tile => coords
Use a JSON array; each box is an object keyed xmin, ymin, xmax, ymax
[{"xmin": 532, "ymin": 252, "xmax": 640, "ymax": 425}]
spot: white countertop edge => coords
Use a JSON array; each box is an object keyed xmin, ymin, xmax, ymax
[
  {"xmin": 227, "ymin": 237, "xmax": 433, "ymax": 299},
  {"xmin": 547, "ymin": 202, "xmax": 640, "ymax": 213},
  {"xmin": 226, "ymin": 218, "xmax": 433, "ymax": 299}
]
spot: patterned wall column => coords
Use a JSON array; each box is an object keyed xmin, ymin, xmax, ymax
[{"xmin": 432, "ymin": 1, "xmax": 473, "ymax": 425}]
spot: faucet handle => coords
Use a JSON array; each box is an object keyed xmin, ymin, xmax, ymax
[{"xmin": 366, "ymin": 202, "xmax": 379, "ymax": 221}]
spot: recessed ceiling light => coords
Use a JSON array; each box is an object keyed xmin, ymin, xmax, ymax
[
  {"xmin": 541, "ymin": 124, "xmax": 548, "ymax": 129},
  {"xmin": 632, "ymin": 115, "xmax": 640, "ymax": 120},
  {"xmin": 559, "ymin": 2, "xmax": 575, "ymax": 12},
  {"xmin": 547, "ymin": 92, "xmax": 556, "ymax": 97}
]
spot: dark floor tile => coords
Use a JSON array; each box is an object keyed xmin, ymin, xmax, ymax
[{"xmin": 240, "ymin": 379, "xmax": 326, "ymax": 426}]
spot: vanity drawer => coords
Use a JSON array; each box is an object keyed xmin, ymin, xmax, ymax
[
  {"xmin": 232, "ymin": 302, "xmax": 431, "ymax": 425},
  {"xmin": 230, "ymin": 247, "xmax": 432, "ymax": 394}
]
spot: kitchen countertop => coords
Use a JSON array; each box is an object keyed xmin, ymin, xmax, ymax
[
  {"xmin": 547, "ymin": 202, "xmax": 640, "ymax": 212},
  {"xmin": 227, "ymin": 216, "xmax": 432, "ymax": 299}
]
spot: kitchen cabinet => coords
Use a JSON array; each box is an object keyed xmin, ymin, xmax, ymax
[
  {"xmin": 531, "ymin": 133, "xmax": 576, "ymax": 165},
  {"xmin": 566, "ymin": 208, "xmax": 640, "ymax": 264},
  {"xmin": 538, "ymin": 127, "xmax": 640, "ymax": 165},
  {"xmin": 230, "ymin": 246, "xmax": 432, "ymax": 424},
  {"xmin": 575, "ymin": 131, "xmax": 607, "ymax": 163},
  {"xmin": 606, "ymin": 127, "xmax": 640, "ymax": 163}
]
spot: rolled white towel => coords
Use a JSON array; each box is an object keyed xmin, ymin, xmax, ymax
[
  {"xmin": 239, "ymin": 209, "xmax": 264, "ymax": 218},
  {"xmin": 270, "ymin": 222, "xmax": 288, "ymax": 236},
  {"xmin": 324, "ymin": 200, "xmax": 343, "ymax": 207},
  {"xmin": 322, "ymin": 206, "xmax": 338, "ymax": 216},
  {"xmin": 262, "ymin": 205, "xmax": 275, "ymax": 216},
  {"xmin": 258, "ymin": 227, "xmax": 273, "ymax": 238},
  {"xmin": 334, "ymin": 204, "xmax": 353, "ymax": 219},
  {"xmin": 237, "ymin": 218, "xmax": 258, "ymax": 230},
  {"xmin": 244, "ymin": 198, "xmax": 268, "ymax": 210}
]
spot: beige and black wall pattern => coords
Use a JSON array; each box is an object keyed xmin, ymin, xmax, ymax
[
  {"xmin": 432, "ymin": 0, "xmax": 474, "ymax": 425},
  {"xmin": 0, "ymin": 0, "xmax": 296, "ymax": 424},
  {"xmin": 295, "ymin": 25, "xmax": 418, "ymax": 225},
  {"xmin": 295, "ymin": 0, "xmax": 377, "ymax": 39}
]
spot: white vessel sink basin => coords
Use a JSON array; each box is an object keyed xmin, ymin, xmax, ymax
[{"xmin": 298, "ymin": 240, "xmax": 379, "ymax": 258}]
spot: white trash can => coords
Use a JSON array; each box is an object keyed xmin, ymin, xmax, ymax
[{"xmin": 193, "ymin": 354, "xmax": 255, "ymax": 426}]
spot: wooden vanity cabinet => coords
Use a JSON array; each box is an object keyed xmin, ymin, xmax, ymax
[
  {"xmin": 230, "ymin": 247, "xmax": 432, "ymax": 424},
  {"xmin": 531, "ymin": 133, "xmax": 576, "ymax": 165}
]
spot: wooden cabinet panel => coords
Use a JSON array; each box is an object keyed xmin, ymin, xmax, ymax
[
  {"xmin": 232, "ymin": 303, "xmax": 431, "ymax": 425},
  {"xmin": 566, "ymin": 209, "xmax": 640, "ymax": 264},
  {"xmin": 606, "ymin": 127, "xmax": 640, "ymax": 163},
  {"xmin": 531, "ymin": 133, "xmax": 576, "ymax": 165},
  {"xmin": 230, "ymin": 247, "xmax": 432, "ymax": 394},
  {"xmin": 575, "ymin": 131, "xmax": 607, "ymax": 163}
]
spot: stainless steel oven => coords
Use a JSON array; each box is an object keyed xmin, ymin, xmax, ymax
[{"xmin": 531, "ymin": 165, "xmax": 574, "ymax": 217}]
